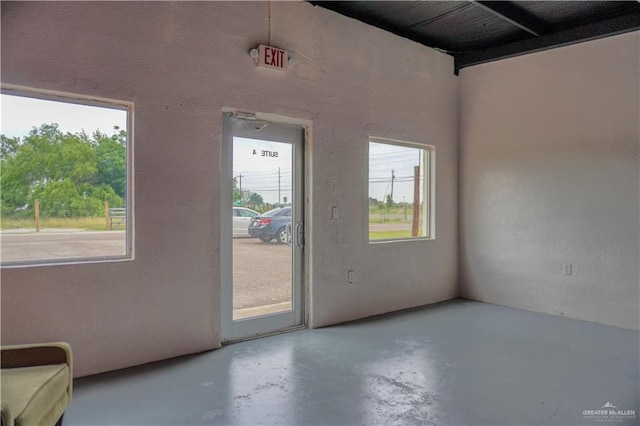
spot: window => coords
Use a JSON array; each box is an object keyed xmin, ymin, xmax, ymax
[
  {"xmin": 1, "ymin": 89, "xmax": 132, "ymax": 265},
  {"xmin": 368, "ymin": 138, "xmax": 433, "ymax": 242},
  {"xmin": 240, "ymin": 209, "xmax": 257, "ymax": 218}
]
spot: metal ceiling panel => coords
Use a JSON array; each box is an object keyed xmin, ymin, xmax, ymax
[
  {"xmin": 308, "ymin": 1, "xmax": 467, "ymax": 50},
  {"xmin": 472, "ymin": 1, "xmax": 550, "ymax": 36},
  {"xmin": 409, "ymin": 2, "xmax": 531, "ymax": 52},
  {"xmin": 396, "ymin": 2, "xmax": 478, "ymax": 28},
  {"xmin": 331, "ymin": 1, "xmax": 464, "ymax": 28},
  {"xmin": 516, "ymin": 1, "xmax": 640, "ymax": 29},
  {"xmin": 307, "ymin": 1, "xmax": 640, "ymax": 73}
]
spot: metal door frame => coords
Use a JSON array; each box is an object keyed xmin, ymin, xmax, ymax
[{"xmin": 221, "ymin": 113, "xmax": 305, "ymax": 342}]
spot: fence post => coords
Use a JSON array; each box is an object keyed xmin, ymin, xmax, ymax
[
  {"xmin": 105, "ymin": 200, "xmax": 110, "ymax": 230},
  {"xmin": 34, "ymin": 199, "xmax": 40, "ymax": 232}
]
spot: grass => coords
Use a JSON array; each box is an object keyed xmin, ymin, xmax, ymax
[
  {"xmin": 369, "ymin": 206, "xmax": 424, "ymax": 224},
  {"xmin": 0, "ymin": 216, "xmax": 110, "ymax": 231},
  {"xmin": 2, "ymin": 214, "xmax": 420, "ymax": 236},
  {"xmin": 369, "ymin": 229, "xmax": 414, "ymax": 240}
]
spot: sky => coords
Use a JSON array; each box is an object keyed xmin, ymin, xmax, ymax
[
  {"xmin": 369, "ymin": 141, "xmax": 425, "ymax": 204},
  {"xmin": 233, "ymin": 139, "xmax": 426, "ymax": 206},
  {"xmin": 1, "ymin": 93, "xmax": 127, "ymax": 138},
  {"xmin": 233, "ymin": 137, "xmax": 292, "ymax": 205}
]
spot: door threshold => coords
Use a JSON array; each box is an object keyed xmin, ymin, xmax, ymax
[{"xmin": 222, "ymin": 325, "xmax": 307, "ymax": 345}]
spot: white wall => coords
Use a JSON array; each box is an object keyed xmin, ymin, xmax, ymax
[
  {"xmin": 1, "ymin": 1, "xmax": 458, "ymax": 376},
  {"xmin": 460, "ymin": 33, "xmax": 639, "ymax": 330}
]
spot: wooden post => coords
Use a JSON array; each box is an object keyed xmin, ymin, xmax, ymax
[
  {"xmin": 105, "ymin": 200, "xmax": 110, "ymax": 230},
  {"xmin": 412, "ymin": 166, "xmax": 420, "ymax": 237},
  {"xmin": 34, "ymin": 199, "xmax": 40, "ymax": 232}
]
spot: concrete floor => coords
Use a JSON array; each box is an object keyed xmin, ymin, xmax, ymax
[{"xmin": 65, "ymin": 299, "xmax": 639, "ymax": 425}]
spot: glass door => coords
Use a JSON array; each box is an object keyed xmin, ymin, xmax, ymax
[{"xmin": 221, "ymin": 114, "xmax": 304, "ymax": 342}]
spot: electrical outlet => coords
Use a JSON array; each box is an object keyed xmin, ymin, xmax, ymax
[
  {"xmin": 332, "ymin": 207, "xmax": 339, "ymax": 220},
  {"xmin": 563, "ymin": 263, "xmax": 572, "ymax": 276},
  {"xmin": 348, "ymin": 270, "xmax": 355, "ymax": 283}
]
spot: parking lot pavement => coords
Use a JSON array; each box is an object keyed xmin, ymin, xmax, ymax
[
  {"xmin": 1, "ymin": 231, "xmax": 291, "ymax": 313},
  {"xmin": 232, "ymin": 237, "xmax": 292, "ymax": 310}
]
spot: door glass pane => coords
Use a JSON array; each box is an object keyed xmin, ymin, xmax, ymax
[{"xmin": 232, "ymin": 137, "xmax": 293, "ymax": 321}]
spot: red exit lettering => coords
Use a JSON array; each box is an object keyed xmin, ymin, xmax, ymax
[
  {"xmin": 258, "ymin": 45, "xmax": 288, "ymax": 71},
  {"xmin": 265, "ymin": 47, "xmax": 284, "ymax": 67},
  {"xmin": 265, "ymin": 47, "xmax": 273, "ymax": 66}
]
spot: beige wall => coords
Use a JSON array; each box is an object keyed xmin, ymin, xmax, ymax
[
  {"xmin": 460, "ymin": 32, "xmax": 640, "ymax": 330},
  {"xmin": 1, "ymin": 2, "xmax": 459, "ymax": 376}
]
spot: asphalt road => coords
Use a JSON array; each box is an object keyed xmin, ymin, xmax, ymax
[
  {"xmin": 1, "ymin": 231, "xmax": 291, "ymax": 313},
  {"xmin": 1, "ymin": 231, "xmax": 126, "ymax": 261}
]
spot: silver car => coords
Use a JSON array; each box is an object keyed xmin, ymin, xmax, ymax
[{"xmin": 233, "ymin": 207, "xmax": 259, "ymax": 237}]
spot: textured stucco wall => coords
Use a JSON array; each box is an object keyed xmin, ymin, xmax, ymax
[
  {"xmin": 460, "ymin": 32, "xmax": 640, "ymax": 330},
  {"xmin": 1, "ymin": 2, "xmax": 458, "ymax": 376}
]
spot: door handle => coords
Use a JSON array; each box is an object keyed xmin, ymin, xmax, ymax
[{"xmin": 295, "ymin": 221, "xmax": 304, "ymax": 248}]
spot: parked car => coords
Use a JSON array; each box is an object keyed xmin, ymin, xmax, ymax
[
  {"xmin": 249, "ymin": 207, "xmax": 292, "ymax": 243},
  {"xmin": 233, "ymin": 207, "xmax": 259, "ymax": 237}
]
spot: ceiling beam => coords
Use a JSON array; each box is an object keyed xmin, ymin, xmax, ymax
[
  {"xmin": 455, "ymin": 12, "xmax": 640, "ymax": 74},
  {"xmin": 471, "ymin": 1, "xmax": 549, "ymax": 36}
]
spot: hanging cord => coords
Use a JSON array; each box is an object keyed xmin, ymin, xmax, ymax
[{"xmin": 268, "ymin": 1, "xmax": 272, "ymax": 45}]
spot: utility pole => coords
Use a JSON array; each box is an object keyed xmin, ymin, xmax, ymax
[
  {"xmin": 390, "ymin": 169, "xmax": 395, "ymax": 202},
  {"xmin": 278, "ymin": 167, "xmax": 281, "ymax": 205},
  {"xmin": 412, "ymin": 166, "xmax": 420, "ymax": 237},
  {"xmin": 236, "ymin": 174, "xmax": 243, "ymax": 194}
]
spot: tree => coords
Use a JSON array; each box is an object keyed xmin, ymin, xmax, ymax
[
  {"xmin": 385, "ymin": 194, "xmax": 394, "ymax": 208},
  {"xmin": 0, "ymin": 123, "xmax": 125, "ymax": 218},
  {"xmin": 248, "ymin": 192, "xmax": 264, "ymax": 206},
  {"xmin": 92, "ymin": 128, "xmax": 126, "ymax": 199},
  {"xmin": 232, "ymin": 178, "xmax": 242, "ymax": 204},
  {"xmin": 0, "ymin": 135, "xmax": 20, "ymax": 158}
]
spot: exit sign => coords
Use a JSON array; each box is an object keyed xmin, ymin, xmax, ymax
[{"xmin": 257, "ymin": 44, "xmax": 288, "ymax": 71}]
